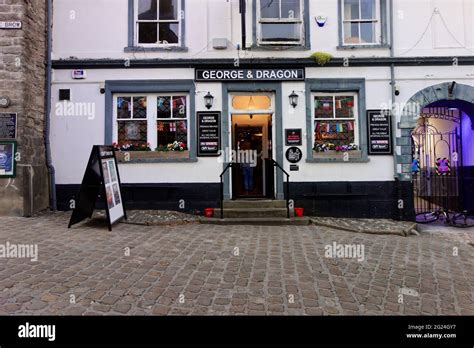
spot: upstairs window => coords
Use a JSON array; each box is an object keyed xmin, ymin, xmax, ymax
[
  {"xmin": 341, "ymin": 0, "xmax": 381, "ymax": 45},
  {"xmin": 135, "ymin": 0, "xmax": 182, "ymax": 46},
  {"xmin": 257, "ymin": 0, "xmax": 304, "ymax": 45}
]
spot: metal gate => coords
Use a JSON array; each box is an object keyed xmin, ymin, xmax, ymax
[{"xmin": 412, "ymin": 123, "xmax": 463, "ymax": 214}]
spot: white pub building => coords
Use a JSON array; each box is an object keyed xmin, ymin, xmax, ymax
[{"xmin": 50, "ymin": 0, "xmax": 474, "ymax": 220}]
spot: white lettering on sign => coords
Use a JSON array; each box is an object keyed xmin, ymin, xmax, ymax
[
  {"xmin": 198, "ymin": 69, "xmax": 302, "ymax": 81},
  {"xmin": 0, "ymin": 21, "xmax": 22, "ymax": 29}
]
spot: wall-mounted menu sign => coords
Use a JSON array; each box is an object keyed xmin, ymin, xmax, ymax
[
  {"xmin": 196, "ymin": 69, "xmax": 305, "ymax": 82},
  {"xmin": 285, "ymin": 128, "xmax": 302, "ymax": 146},
  {"xmin": 367, "ymin": 110, "xmax": 393, "ymax": 155},
  {"xmin": 0, "ymin": 113, "xmax": 17, "ymax": 139},
  {"xmin": 197, "ymin": 112, "xmax": 221, "ymax": 157}
]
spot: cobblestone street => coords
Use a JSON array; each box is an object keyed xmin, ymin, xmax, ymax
[{"xmin": 0, "ymin": 212, "xmax": 472, "ymax": 316}]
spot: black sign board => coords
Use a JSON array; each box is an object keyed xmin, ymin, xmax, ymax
[
  {"xmin": 196, "ymin": 68, "xmax": 305, "ymax": 82},
  {"xmin": 290, "ymin": 164, "xmax": 299, "ymax": 171},
  {"xmin": 285, "ymin": 147, "xmax": 303, "ymax": 164},
  {"xmin": 285, "ymin": 128, "xmax": 302, "ymax": 146},
  {"xmin": 367, "ymin": 110, "xmax": 393, "ymax": 155},
  {"xmin": 0, "ymin": 113, "xmax": 17, "ymax": 139},
  {"xmin": 197, "ymin": 112, "xmax": 221, "ymax": 157},
  {"xmin": 68, "ymin": 145, "xmax": 126, "ymax": 231}
]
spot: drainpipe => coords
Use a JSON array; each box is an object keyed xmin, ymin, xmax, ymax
[
  {"xmin": 389, "ymin": 0, "xmax": 402, "ymax": 220},
  {"xmin": 45, "ymin": 0, "xmax": 57, "ymax": 211}
]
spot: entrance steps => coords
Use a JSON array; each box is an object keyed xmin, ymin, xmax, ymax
[{"xmin": 200, "ymin": 199, "xmax": 310, "ymax": 225}]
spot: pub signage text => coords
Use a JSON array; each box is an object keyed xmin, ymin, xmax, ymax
[{"xmin": 196, "ymin": 69, "xmax": 305, "ymax": 82}]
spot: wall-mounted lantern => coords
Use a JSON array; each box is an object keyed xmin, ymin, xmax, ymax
[
  {"xmin": 204, "ymin": 92, "xmax": 214, "ymax": 109},
  {"xmin": 289, "ymin": 91, "xmax": 298, "ymax": 108}
]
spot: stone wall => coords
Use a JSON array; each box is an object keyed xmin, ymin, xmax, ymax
[{"xmin": 0, "ymin": 0, "xmax": 49, "ymax": 216}]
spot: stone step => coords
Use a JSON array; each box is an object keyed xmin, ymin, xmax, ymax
[
  {"xmin": 216, "ymin": 208, "xmax": 293, "ymax": 218},
  {"xmin": 223, "ymin": 200, "xmax": 287, "ymax": 209},
  {"xmin": 199, "ymin": 217, "xmax": 311, "ymax": 226}
]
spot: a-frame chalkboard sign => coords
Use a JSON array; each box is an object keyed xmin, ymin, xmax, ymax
[{"xmin": 68, "ymin": 145, "xmax": 127, "ymax": 231}]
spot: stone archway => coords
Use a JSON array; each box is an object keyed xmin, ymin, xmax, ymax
[{"xmin": 396, "ymin": 82, "xmax": 474, "ymax": 181}]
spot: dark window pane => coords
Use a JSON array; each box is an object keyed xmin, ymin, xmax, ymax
[
  {"xmin": 157, "ymin": 121, "xmax": 188, "ymax": 148},
  {"xmin": 118, "ymin": 120, "xmax": 147, "ymax": 146},
  {"xmin": 360, "ymin": 0, "xmax": 375, "ymax": 19},
  {"xmin": 261, "ymin": 0, "xmax": 279, "ymax": 18},
  {"xmin": 159, "ymin": 23, "xmax": 179, "ymax": 44},
  {"xmin": 117, "ymin": 97, "xmax": 131, "ymax": 119},
  {"xmin": 138, "ymin": 22, "xmax": 157, "ymax": 44},
  {"xmin": 159, "ymin": 0, "xmax": 178, "ymax": 20},
  {"xmin": 344, "ymin": 0, "xmax": 360, "ymax": 20},
  {"xmin": 261, "ymin": 23, "xmax": 300, "ymax": 42},
  {"xmin": 335, "ymin": 96, "xmax": 355, "ymax": 118},
  {"xmin": 133, "ymin": 97, "xmax": 147, "ymax": 118},
  {"xmin": 172, "ymin": 96, "xmax": 187, "ymax": 118},
  {"xmin": 360, "ymin": 22, "xmax": 375, "ymax": 43},
  {"xmin": 344, "ymin": 22, "xmax": 360, "ymax": 43},
  {"xmin": 157, "ymin": 96, "xmax": 171, "ymax": 118},
  {"xmin": 281, "ymin": 0, "xmax": 300, "ymax": 19},
  {"xmin": 314, "ymin": 96, "xmax": 334, "ymax": 119},
  {"xmin": 138, "ymin": 0, "xmax": 157, "ymax": 20}
]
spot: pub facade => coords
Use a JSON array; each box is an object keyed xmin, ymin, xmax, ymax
[{"xmin": 50, "ymin": 0, "xmax": 474, "ymax": 219}]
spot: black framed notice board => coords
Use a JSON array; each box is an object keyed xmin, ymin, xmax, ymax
[
  {"xmin": 68, "ymin": 145, "xmax": 126, "ymax": 231},
  {"xmin": 367, "ymin": 110, "xmax": 393, "ymax": 155},
  {"xmin": 197, "ymin": 111, "xmax": 221, "ymax": 157}
]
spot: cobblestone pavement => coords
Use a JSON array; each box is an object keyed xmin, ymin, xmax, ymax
[{"xmin": 0, "ymin": 212, "xmax": 472, "ymax": 316}]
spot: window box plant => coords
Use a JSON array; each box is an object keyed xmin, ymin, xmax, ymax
[{"xmin": 113, "ymin": 142, "xmax": 189, "ymax": 162}]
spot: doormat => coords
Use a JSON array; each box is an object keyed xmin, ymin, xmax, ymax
[{"xmin": 310, "ymin": 217, "xmax": 418, "ymax": 237}]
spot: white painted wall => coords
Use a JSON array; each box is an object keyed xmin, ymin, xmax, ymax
[{"xmin": 52, "ymin": 0, "xmax": 474, "ymax": 59}]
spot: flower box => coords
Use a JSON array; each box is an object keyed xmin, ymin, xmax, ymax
[
  {"xmin": 312, "ymin": 150, "xmax": 362, "ymax": 160},
  {"xmin": 115, "ymin": 151, "xmax": 189, "ymax": 162}
]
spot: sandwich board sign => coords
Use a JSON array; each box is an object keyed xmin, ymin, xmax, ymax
[{"xmin": 68, "ymin": 145, "xmax": 126, "ymax": 231}]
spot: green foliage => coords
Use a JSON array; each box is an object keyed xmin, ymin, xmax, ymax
[{"xmin": 310, "ymin": 52, "xmax": 333, "ymax": 66}]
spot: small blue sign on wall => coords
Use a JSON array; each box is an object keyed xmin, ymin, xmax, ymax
[{"xmin": 0, "ymin": 140, "xmax": 16, "ymax": 178}]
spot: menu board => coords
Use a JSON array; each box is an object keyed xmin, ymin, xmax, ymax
[
  {"xmin": 367, "ymin": 110, "xmax": 393, "ymax": 155},
  {"xmin": 68, "ymin": 145, "xmax": 126, "ymax": 231},
  {"xmin": 0, "ymin": 113, "xmax": 17, "ymax": 139},
  {"xmin": 100, "ymin": 149, "xmax": 125, "ymax": 225},
  {"xmin": 197, "ymin": 112, "xmax": 221, "ymax": 157},
  {"xmin": 285, "ymin": 129, "xmax": 302, "ymax": 146},
  {"xmin": 0, "ymin": 140, "xmax": 16, "ymax": 177}
]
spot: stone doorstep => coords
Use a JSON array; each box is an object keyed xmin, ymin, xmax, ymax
[{"xmin": 199, "ymin": 217, "xmax": 312, "ymax": 226}]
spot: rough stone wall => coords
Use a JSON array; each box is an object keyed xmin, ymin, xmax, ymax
[{"xmin": 0, "ymin": 0, "xmax": 49, "ymax": 216}]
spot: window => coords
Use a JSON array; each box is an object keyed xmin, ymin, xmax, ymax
[
  {"xmin": 135, "ymin": 0, "xmax": 181, "ymax": 46},
  {"xmin": 341, "ymin": 0, "xmax": 381, "ymax": 45},
  {"xmin": 156, "ymin": 95, "xmax": 188, "ymax": 150},
  {"xmin": 117, "ymin": 96, "xmax": 148, "ymax": 148},
  {"xmin": 114, "ymin": 93, "xmax": 189, "ymax": 152},
  {"xmin": 257, "ymin": 0, "xmax": 304, "ymax": 45},
  {"xmin": 313, "ymin": 93, "xmax": 359, "ymax": 152}
]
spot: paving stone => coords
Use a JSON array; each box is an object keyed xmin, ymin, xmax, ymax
[{"xmin": 0, "ymin": 212, "xmax": 472, "ymax": 316}]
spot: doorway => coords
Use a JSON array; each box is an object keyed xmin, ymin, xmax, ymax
[{"xmin": 231, "ymin": 114, "xmax": 273, "ymax": 198}]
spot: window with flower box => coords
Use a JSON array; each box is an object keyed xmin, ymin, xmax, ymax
[
  {"xmin": 313, "ymin": 92, "xmax": 361, "ymax": 158},
  {"xmin": 113, "ymin": 93, "xmax": 189, "ymax": 158}
]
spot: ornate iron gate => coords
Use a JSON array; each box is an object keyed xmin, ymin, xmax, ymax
[{"xmin": 412, "ymin": 123, "xmax": 463, "ymax": 214}]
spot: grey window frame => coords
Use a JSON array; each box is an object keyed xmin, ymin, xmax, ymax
[
  {"xmin": 337, "ymin": 0, "xmax": 389, "ymax": 50},
  {"xmin": 125, "ymin": 0, "xmax": 187, "ymax": 52},
  {"xmin": 252, "ymin": 0, "xmax": 310, "ymax": 50},
  {"xmin": 305, "ymin": 79, "xmax": 369, "ymax": 163},
  {"xmin": 105, "ymin": 80, "xmax": 196, "ymax": 163}
]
